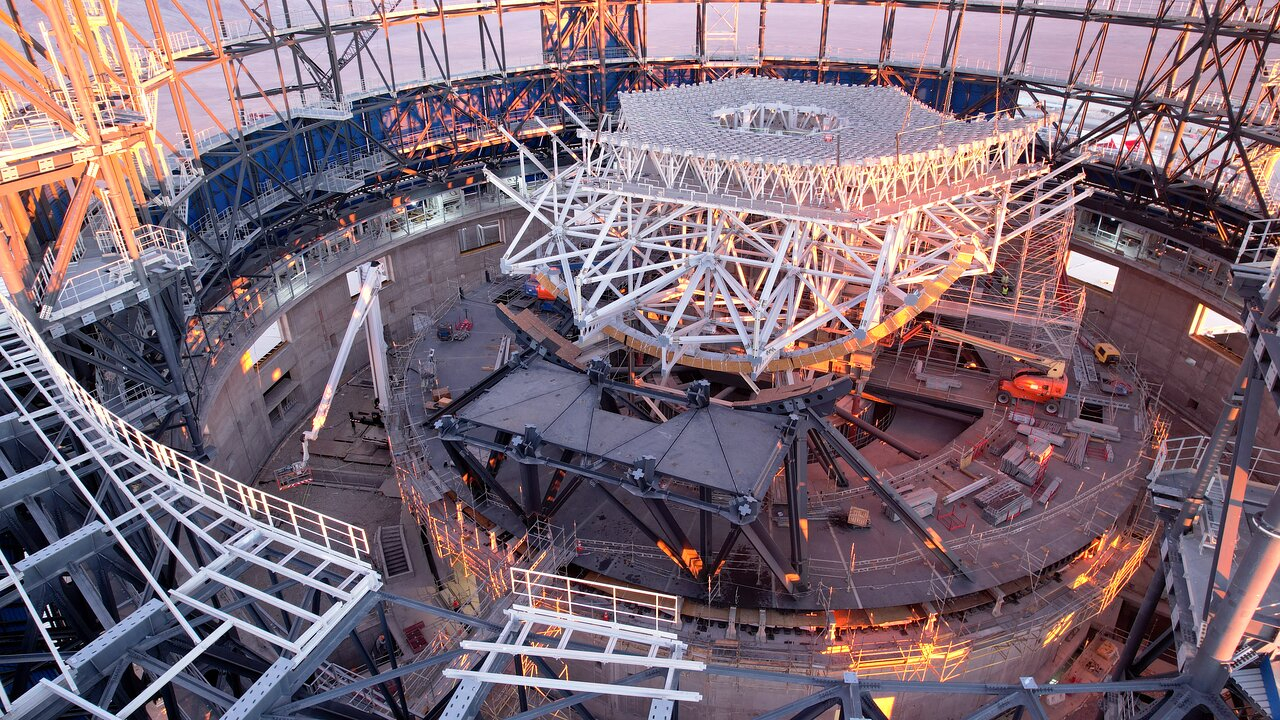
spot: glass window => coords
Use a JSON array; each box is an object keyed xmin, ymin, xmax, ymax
[
  {"xmin": 459, "ymin": 221, "xmax": 503, "ymax": 253},
  {"xmin": 1190, "ymin": 304, "xmax": 1242, "ymax": 338},
  {"xmin": 1190, "ymin": 303, "xmax": 1244, "ymax": 360},
  {"xmin": 241, "ymin": 318, "xmax": 288, "ymax": 372},
  {"xmin": 1066, "ymin": 250, "xmax": 1119, "ymax": 292}
]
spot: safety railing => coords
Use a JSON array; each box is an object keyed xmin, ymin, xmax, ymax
[
  {"xmin": 1072, "ymin": 220, "xmax": 1240, "ymax": 309},
  {"xmin": 0, "ymin": 292, "xmax": 371, "ymax": 560},
  {"xmin": 37, "ymin": 225, "xmax": 192, "ymax": 320},
  {"xmin": 31, "ymin": 240, "xmax": 85, "ymax": 300},
  {"xmin": 542, "ymin": 46, "xmax": 637, "ymax": 64},
  {"xmin": 510, "ymin": 567, "xmax": 681, "ymax": 631},
  {"xmin": 684, "ymin": 510, "xmax": 1153, "ymax": 680},
  {"xmin": 1151, "ymin": 435, "xmax": 1280, "ymax": 487},
  {"xmin": 1236, "ymin": 217, "xmax": 1280, "ymax": 267},
  {"xmin": 94, "ymin": 370, "xmax": 166, "ymax": 417},
  {"xmin": 184, "ymin": 181, "xmax": 532, "ymax": 387}
]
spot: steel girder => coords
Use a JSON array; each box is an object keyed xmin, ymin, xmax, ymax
[
  {"xmin": 0, "ymin": 291, "xmax": 387, "ymax": 718},
  {"xmin": 0, "ymin": 0, "xmax": 1274, "ymax": 455},
  {"xmin": 494, "ymin": 79, "xmax": 1091, "ymax": 376},
  {"xmin": 432, "ymin": 351, "xmax": 979, "ymax": 597},
  {"xmin": 90, "ymin": 0, "xmax": 1268, "ymax": 298},
  {"xmin": 147, "ymin": 0, "xmax": 1276, "ymax": 255},
  {"xmin": 0, "ymin": 252, "xmax": 1248, "ymax": 720},
  {"xmin": 0, "ymin": 0, "xmax": 207, "ymax": 451}
]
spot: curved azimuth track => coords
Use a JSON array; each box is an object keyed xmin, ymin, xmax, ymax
[{"xmin": 497, "ymin": 78, "xmax": 1081, "ymax": 376}]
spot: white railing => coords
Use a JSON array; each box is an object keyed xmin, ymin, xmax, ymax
[
  {"xmin": 31, "ymin": 240, "xmax": 85, "ymax": 300},
  {"xmin": 1151, "ymin": 435, "xmax": 1280, "ymax": 487},
  {"xmin": 39, "ymin": 225, "xmax": 192, "ymax": 320},
  {"xmin": 543, "ymin": 46, "xmax": 637, "ymax": 64},
  {"xmin": 0, "ymin": 291, "xmax": 372, "ymax": 560},
  {"xmin": 1236, "ymin": 218, "xmax": 1280, "ymax": 266},
  {"xmin": 95, "ymin": 375, "xmax": 164, "ymax": 417},
  {"xmin": 510, "ymin": 567, "xmax": 681, "ymax": 631},
  {"xmin": 308, "ymin": 662, "xmax": 393, "ymax": 716},
  {"xmin": 0, "ymin": 118, "xmax": 79, "ymax": 155},
  {"xmin": 293, "ymin": 96, "xmax": 353, "ymax": 119},
  {"xmin": 38, "ymin": 258, "xmax": 134, "ymax": 320}
]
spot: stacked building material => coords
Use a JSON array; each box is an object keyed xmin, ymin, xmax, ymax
[
  {"xmin": 884, "ymin": 487, "xmax": 939, "ymax": 521},
  {"xmin": 974, "ymin": 478, "xmax": 1032, "ymax": 525},
  {"xmin": 974, "ymin": 478, "xmax": 1024, "ymax": 507},
  {"xmin": 1036, "ymin": 476, "xmax": 1063, "ymax": 504},
  {"xmin": 1027, "ymin": 436, "xmax": 1054, "ymax": 463},
  {"xmin": 1001, "ymin": 441, "xmax": 1049, "ymax": 486},
  {"xmin": 1017, "ymin": 424, "xmax": 1065, "ymax": 447},
  {"xmin": 1064, "ymin": 431, "xmax": 1090, "ymax": 467},
  {"xmin": 1001, "ymin": 444, "xmax": 1027, "ymax": 474},
  {"xmin": 1067, "ymin": 418, "xmax": 1121, "ymax": 442},
  {"xmin": 943, "ymin": 476, "xmax": 992, "ymax": 505}
]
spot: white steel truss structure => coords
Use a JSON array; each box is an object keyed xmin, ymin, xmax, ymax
[
  {"xmin": 498, "ymin": 78, "xmax": 1083, "ymax": 376},
  {"xmin": 0, "ymin": 291, "xmax": 382, "ymax": 718},
  {"xmin": 442, "ymin": 568, "xmax": 704, "ymax": 719}
]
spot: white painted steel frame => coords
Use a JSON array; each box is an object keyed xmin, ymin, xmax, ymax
[
  {"xmin": 498, "ymin": 84, "xmax": 1075, "ymax": 375},
  {"xmin": 439, "ymin": 569, "xmax": 700, "ymax": 717},
  {"xmin": 0, "ymin": 291, "xmax": 382, "ymax": 718}
]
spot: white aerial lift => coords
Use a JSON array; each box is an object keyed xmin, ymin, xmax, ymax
[{"xmin": 277, "ymin": 261, "xmax": 390, "ymax": 487}]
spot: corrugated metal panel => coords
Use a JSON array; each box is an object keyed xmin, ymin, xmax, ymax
[{"xmin": 1231, "ymin": 664, "xmax": 1274, "ymax": 718}]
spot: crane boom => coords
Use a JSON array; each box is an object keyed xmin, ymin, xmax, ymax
[
  {"xmin": 296, "ymin": 261, "xmax": 388, "ymax": 472},
  {"xmin": 926, "ymin": 323, "xmax": 1067, "ymax": 379}
]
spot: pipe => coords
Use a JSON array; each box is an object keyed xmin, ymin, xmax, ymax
[
  {"xmin": 834, "ymin": 405, "xmax": 924, "ymax": 460},
  {"xmin": 1187, "ymin": 479, "xmax": 1280, "ymax": 694},
  {"xmin": 1109, "ymin": 563, "xmax": 1166, "ymax": 682},
  {"xmin": 873, "ymin": 394, "xmax": 979, "ymax": 424}
]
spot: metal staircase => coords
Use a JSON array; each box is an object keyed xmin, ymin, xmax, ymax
[{"xmin": 0, "ymin": 292, "xmax": 383, "ymax": 717}]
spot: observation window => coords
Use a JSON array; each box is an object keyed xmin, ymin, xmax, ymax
[
  {"xmin": 1190, "ymin": 304, "xmax": 1242, "ymax": 338},
  {"xmin": 1084, "ymin": 213, "xmax": 1122, "ymax": 242},
  {"xmin": 1187, "ymin": 301, "xmax": 1239, "ymax": 358},
  {"xmin": 1190, "ymin": 304, "xmax": 1243, "ymax": 360},
  {"xmin": 459, "ymin": 221, "xmax": 503, "ymax": 253},
  {"xmin": 242, "ymin": 317, "xmax": 289, "ymax": 372},
  {"xmin": 1065, "ymin": 251, "xmax": 1119, "ymax": 292}
]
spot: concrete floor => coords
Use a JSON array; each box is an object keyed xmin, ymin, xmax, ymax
[
  {"xmin": 237, "ymin": 278, "xmax": 1162, "ymax": 719},
  {"xmin": 244, "ymin": 277, "xmax": 1151, "ymax": 670},
  {"xmin": 383, "ymin": 281, "xmax": 1153, "ymax": 614}
]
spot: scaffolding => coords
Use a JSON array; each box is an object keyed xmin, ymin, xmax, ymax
[
  {"xmin": 926, "ymin": 167, "xmax": 1087, "ymax": 371},
  {"xmin": 0, "ymin": 284, "xmax": 383, "ymax": 718},
  {"xmin": 423, "ymin": 499, "xmax": 580, "ymax": 615}
]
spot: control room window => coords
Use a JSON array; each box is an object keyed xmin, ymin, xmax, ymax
[
  {"xmin": 1065, "ymin": 250, "xmax": 1119, "ymax": 292},
  {"xmin": 459, "ymin": 221, "xmax": 503, "ymax": 253},
  {"xmin": 241, "ymin": 317, "xmax": 289, "ymax": 372},
  {"xmin": 1190, "ymin": 303, "xmax": 1243, "ymax": 359},
  {"xmin": 346, "ymin": 257, "xmax": 393, "ymax": 296},
  {"xmin": 1085, "ymin": 213, "xmax": 1122, "ymax": 242}
]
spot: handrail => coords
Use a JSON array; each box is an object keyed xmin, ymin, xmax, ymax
[{"xmin": 0, "ymin": 291, "xmax": 371, "ymax": 561}]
